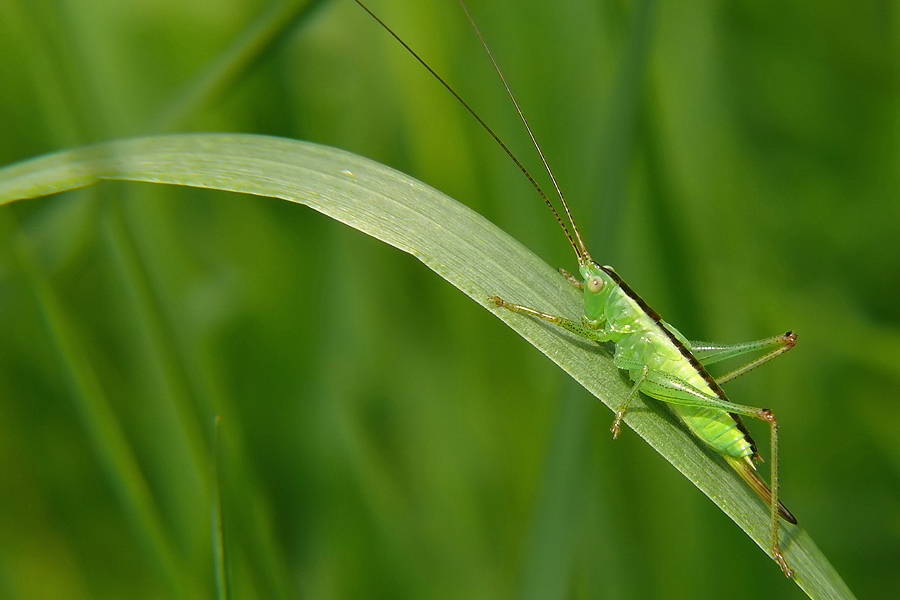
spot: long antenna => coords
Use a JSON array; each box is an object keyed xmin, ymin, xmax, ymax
[
  {"xmin": 354, "ymin": 0, "xmax": 588, "ymax": 263},
  {"xmin": 453, "ymin": 0, "xmax": 589, "ymax": 261}
]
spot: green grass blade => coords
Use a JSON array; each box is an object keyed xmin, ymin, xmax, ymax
[
  {"xmin": 150, "ymin": 0, "xmax": 328, "ymax": 132},
  {"xmin": 0, "ymin": 133, "xmax": 855, "ymax": 600},
  {"xmin": 0, "ymin": 210, "xmax": 190, "ymax": 600},
  {"xmin": 211, "ymin": 416, "xmax": 230, "ymax": 600}
]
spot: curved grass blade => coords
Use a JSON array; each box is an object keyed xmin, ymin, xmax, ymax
[{"xmin": 0, "ymin": 133, "xmax": 853, "ymax": 600}]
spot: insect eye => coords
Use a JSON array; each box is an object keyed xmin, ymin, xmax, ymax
[{"xmin": 587, "ymin": 276, "xmax": 605, "ymax": 293}]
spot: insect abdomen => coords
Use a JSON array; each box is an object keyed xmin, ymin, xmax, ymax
[
  {"xmin": 672, "ymin": 405, "xmax": 755, "ymax": 459},
  {"xmin": 603, "ymin": 284, "xmax": 756, "ymax": 459}
]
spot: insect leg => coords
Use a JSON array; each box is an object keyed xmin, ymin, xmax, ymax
[
  {"xmin": 691, "ymin": 331, "xmax": 796, "ymax": 385},
  {"xmin": 617, "ymin": 364, "xmax": 794, "ymax": 577},
  {"xmin": 488, "ymin": 296, "xmax": 610, "ymax": 342},
  {"xmin": 557, "ymin": 268, "xmax": 584, "ymax": 290},
  {"xmin": 610, "ymin": 364, "xmax": 648, "ymax": 439}
]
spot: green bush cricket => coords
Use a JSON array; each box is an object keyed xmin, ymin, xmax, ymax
[{"xmin": 355, "ymin": 0, "xmax": 799, "ymax": 577}]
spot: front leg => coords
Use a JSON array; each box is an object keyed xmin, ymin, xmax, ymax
[
  {"xmin": 558, "ymin": 268, "xmax": 583, "ymax": 290},
  {"xmin": 488, "ymin": 296, "xmax": 610, "ymax": 343}
]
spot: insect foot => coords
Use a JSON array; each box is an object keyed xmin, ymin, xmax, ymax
[
  {"xmin": 610, "ymin": 412, "xmax": 625, "ymax": 439},
  {"xmin": 774, "ymin": 549, "xmax": 794, "ymax": 578}
]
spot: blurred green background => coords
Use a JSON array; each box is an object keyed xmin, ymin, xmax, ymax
[{"xmin": 0, "ymin": 0, "xmax": 897, "ymax": 598}]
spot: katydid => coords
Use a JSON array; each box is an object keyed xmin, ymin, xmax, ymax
[{"xmin": 355, "ymin": 0, "xmax": 798, "ymax": 577}]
